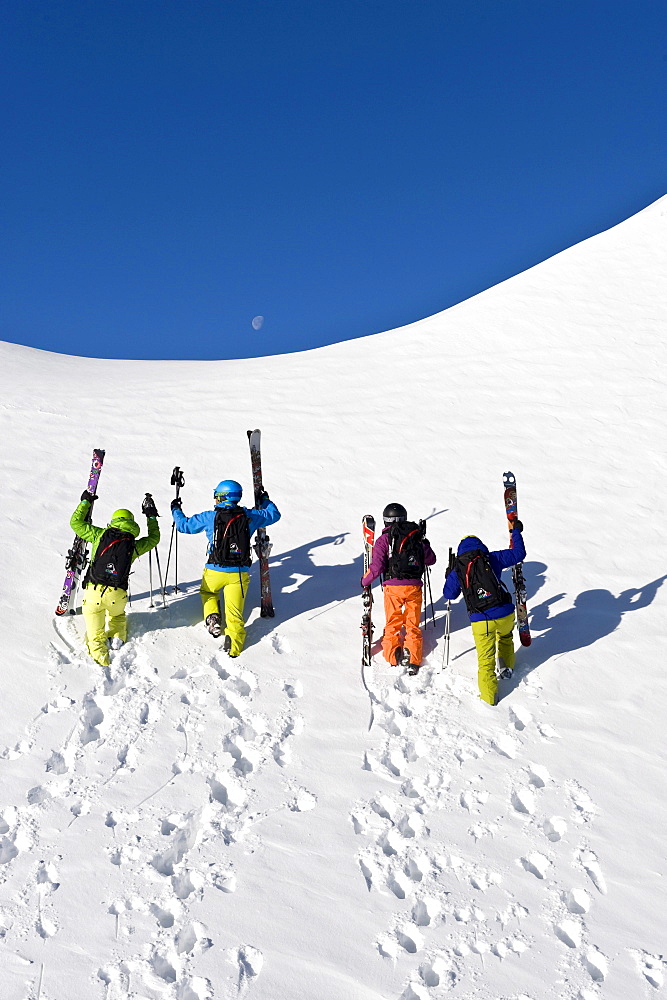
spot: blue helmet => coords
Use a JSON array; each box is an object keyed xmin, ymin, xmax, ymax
[{"xmin": 214, "ymin": 479, "xmax": 243, "ymax": 505}]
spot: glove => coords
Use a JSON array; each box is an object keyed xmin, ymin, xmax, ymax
[
  {"xmin": 171, "ymin": 497, "xmax": 183, "ymax": 511},
  {"xmin": 81, "ymin": 490, "xmax": 98, "ymax": 503},
  {"xmin": 512, "ymin": 519, "xmax": 524, "ymax": 533},
  {"xmin": 142, "ymin": 494, "xmax": 159, "ymax": 518},
  {"xmin": 259, "ymin": 489, "xmax": 270, "ymax": 505}
]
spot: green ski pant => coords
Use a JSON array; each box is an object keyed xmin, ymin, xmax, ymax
[
  {"xmin": 471, "ymin": 611, "xmax": 516, "ymax": 705},
  {"xmin": 81, "ymin": 583, "xmax": 128, "ymax": 667},
  {"xmin": 201, "ymin": 568, "xmax": 250, "ymax": 657}
]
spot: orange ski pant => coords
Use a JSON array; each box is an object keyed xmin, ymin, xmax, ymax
[{"xmin": 382, "ymin": 584, "xmax": 423, "ymax": 665}]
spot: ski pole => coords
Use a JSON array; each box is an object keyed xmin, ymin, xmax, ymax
[
  {"xmin": 148, "ymin": 551, "xmax": 155, "ymax": 608},
  {"xmin": 165, "ymin": 466, "xmax": 185, "ymax": 594},
  {"xmin": 154, "ymin": 546, "xmax": 167, "ymax": 606},
  {"xmin": 441, "ymin": 547, "xmax": 453, "ymax": 670},
  {"xmin": 425, "ymin": 563, "xmax": 435, "ymax": 628}
]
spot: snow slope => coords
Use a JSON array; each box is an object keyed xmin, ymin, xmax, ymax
[{"xmin": 0, "ymin": 196, "xmax": 666, "ymax": 1000}]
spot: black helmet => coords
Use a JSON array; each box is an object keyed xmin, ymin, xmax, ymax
[{"xmin": 383, "ymin": 502, "xmax": 407, "ymax": 524}]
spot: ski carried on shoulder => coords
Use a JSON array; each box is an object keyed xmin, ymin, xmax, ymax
[
  {"xmin": 247, "ymin": 429, "xmax": 275, "ymax": 617},
  {"xmin": 55, "ymin": 448, "xmax": 105, "ymax": 616},
  {"xmin": 503, "ymin": 470, "xmax": 531, "ymax": 646}
]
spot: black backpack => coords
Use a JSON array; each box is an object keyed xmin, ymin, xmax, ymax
[
  {"xmin": 210, "ymin": 508, "xmax": 252, "ymax": 566},
  {"xmin": 454, "ymin": 548, "xmax": 510, "ymax": 614},
  {"xmin": 386, "ymin": 521, "xmax": 426, "ymax": 579},
  {"xmin": 87, "ymin": 528, "xmax": 136, "ymax": 591}
]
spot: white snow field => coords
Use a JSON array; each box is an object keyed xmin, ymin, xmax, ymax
[{"xmin": 1, "ymin": 196, "xmax": 666, "ymax": 1000}]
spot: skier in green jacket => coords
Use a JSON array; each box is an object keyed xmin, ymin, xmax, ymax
[{"xmin": 70, "ymin": 491, "xmax": 160, "ymax": 666}]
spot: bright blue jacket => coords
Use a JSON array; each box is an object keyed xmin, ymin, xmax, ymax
[
  {"xmin": 173, "ymin": 498, "xmax": 281, "ymax": 573},
  {"xmin": 443, "ymin": 530, "xmax": 526, "ymax": 621}
]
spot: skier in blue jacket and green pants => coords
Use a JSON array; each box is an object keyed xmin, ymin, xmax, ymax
[
  {"xmin": 443, "ymin": 524, "xmax": 526, "ymax": 705},
  {"xmin": 171, "ymin": 478, "xmax": 280, "ymax": 657}
]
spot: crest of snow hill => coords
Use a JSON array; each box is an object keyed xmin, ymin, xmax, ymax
[{"xmin": 0, "ymin": 198, "xmax": 665, "ymax": 999}]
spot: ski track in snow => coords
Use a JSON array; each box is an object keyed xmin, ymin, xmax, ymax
[
  {"xmin": 356, "ymin": 654, "xmax": 624, "ymax": 999},
  {"xmin": 0, "ymin": 616, "xmax": 308, "ymax": 999}
]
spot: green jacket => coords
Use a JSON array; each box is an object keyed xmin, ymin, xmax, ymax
[{"xmin": 70, "ymin": 501, "xmax": 160, "ymax": 565}]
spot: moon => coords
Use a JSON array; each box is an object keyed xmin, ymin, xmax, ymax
[{"xmin": 251, "ymin": 316, "xmax": 264, "ymax": 331}]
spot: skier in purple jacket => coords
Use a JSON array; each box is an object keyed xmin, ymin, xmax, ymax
[{"xmin": 362, "ymin": 503, "xmax": 436, "ymax": 671}]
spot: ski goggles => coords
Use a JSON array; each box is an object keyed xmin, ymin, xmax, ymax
[{"xmin": 383, "ymin": 515, "xmax": 407, "ymax": 523}]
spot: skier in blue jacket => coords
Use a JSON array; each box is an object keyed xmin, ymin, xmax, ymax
[
  {"xmin": 171, "ymin": 479, "xmax": 280, "ymax": 656},
  {"xmin": 443, "ymin": 525, "xmax": 526, "ymax": 705}
]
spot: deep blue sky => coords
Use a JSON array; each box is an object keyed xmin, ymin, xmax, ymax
[{"xmin": 1, "ymin": 2, "xmax": 665, "ymax": 360}]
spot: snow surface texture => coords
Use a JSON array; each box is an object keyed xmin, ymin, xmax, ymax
[{"xmin": 1, "ymin": 197, "xmax": 666, "ymax": 1000}]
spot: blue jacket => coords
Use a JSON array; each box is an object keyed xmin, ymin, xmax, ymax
[
  {"xmin": 173, "ymin": 498, "xmax": 281, "ymax": 573},
  {"xmin": 443, "ymin": 530, "xmax": 526, "ymax": 622}
]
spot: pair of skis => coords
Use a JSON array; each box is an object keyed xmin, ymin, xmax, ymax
[
  {"xmin": 55, "ymin": 432, "xmax": 275, "ymax": 619},
  {"xmin": 360, "ymin": 472, "xmax": 531, "ymax": 665},
  {"xmin": 55, "ymin": 448, "xmax": 105, "ymax": 615},
  {"xmin": 502, "ymin": 471, "xmax": 531, "ymax": 647}
]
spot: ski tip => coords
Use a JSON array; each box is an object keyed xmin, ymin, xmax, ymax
[{"xmin": 520, "ymin": 635, "xmax": 532, "ymax": 647}]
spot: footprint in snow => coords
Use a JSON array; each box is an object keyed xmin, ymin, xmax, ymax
[
  {"xmin": 388, "ymin": 870, "xmax": 414, "ymax": 900},
  {"xmin": 584, "ymin": 945, "xmax": 609, "ymax": 982},
  {"xmin": 208, "ymin": 774, "xmax": 247, "ymax": 812},
  {"xmin": 543, "ymin": 816, "xmax": 567, "ymax": 842},
  {"xmin": 631, "ymin": 949, "xmax": 666, "ymax": 989},
  {"xmin": 536, "ymin": 721, "xmax": 560, "ymax": 740},
  {"xmin": 287, "ymin": 787, "xmax": 317, "ymax": 812},
  {"xmin": 577, "ymin": 848, "xmax": 607, "ymax": 894},
  {"xmin": 526, "ymin": 763, "xmax": 550, "ymax": 788},
  {"xmin": 554, "ymin": 919, "xmax": 582, "ymax": 949},
  {"xmin": 175, "ymin": 920, "xmax": 212, "ymax": 956},
  {"xmin": 419, "ymin": 956, "xmax": 455, "ymax": 989},
  {"xmin": 80, "ymin": 694, "xmax": 105, "ymax": 745},
  {"xmin": 511, "ymin": 787, "xmax": 536, "ymax": 815},
  {"xmin": 492, "ymin": 936, "xmax": 529, "ymax": 960},
  {"xmin": 234, "ymin": 944, "xmax": 263, "ymax": 986},
  {"xmin": 565, "ymin": 887, "xmax": 591, "ymax": 914},
  {"xmin": 411, "ymin": 896, "xmax": 441, "ymax": 926},
  {"xmin": 45, "ymin": 749, "xmax": 73, "ymax": 775},
  {"xmin": 0, "ymin": 808, "xmax": 32, "ymax": 865},
  {"xmin": 395, "ymin": 923, "xmax": 425, "ymax": 954},
  {"xmin": 223, "ymin": 736, "xmax": 261, "ymax": 776},
  {"xmin": 271, "ymin": 633, "xmax": 291, "ymax": 654},
  {"xmin": 508, "ymin": 704, "xmax": 532, "ymax": 731},
  {"xmin": 491, "ymin": 732, "xmax": 520, "ymax": 758},
  {"xmin": 150, "ymin": 901, "xmax": 181, "ymax": 928},
  {"xmin": 567, "ymin": 780, "xmax": 598, "ymax": 823},
  {"xmin": 520, "ymin": 852, "xmax": 551, "ymax": 879},
  {"xmin": 36, "ymin": 861, "xmax": 61, "ymax": 892},
  {"xmin": 283, "ymin": 679, "xmax": 303, "ymax": 698}
]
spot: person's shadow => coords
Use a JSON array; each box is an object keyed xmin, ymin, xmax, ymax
[{"xmin": 525, "ymin": 575, "xmax": 667, "ymax": 661}]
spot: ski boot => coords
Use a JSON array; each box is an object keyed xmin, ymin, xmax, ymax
[
  {"xmin": 206, "ymin": 613, "xmax": 222, "ymax": 638},
  {"xmin": 401, "ymin": 648, "xmax": 419, "ymax": 676},
  {"xmin": 223, "ymin": 635, "xmax": 239, "ymax": 658},
  {"xmin": 496, "ymin": 658, "xmax": 513, "ymax": 681}
]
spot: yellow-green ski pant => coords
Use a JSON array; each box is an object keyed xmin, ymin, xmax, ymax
[
  {"xmin": 201, "ymin": 568, "xmax": 250, "ymax": 657},
  {"xmin": 81, "ymin": 584, "xmax": 128, "ymax": 667},
  {"xmin": 471, "ymin": 611, "xmax": 516, "ymax": 705}
]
